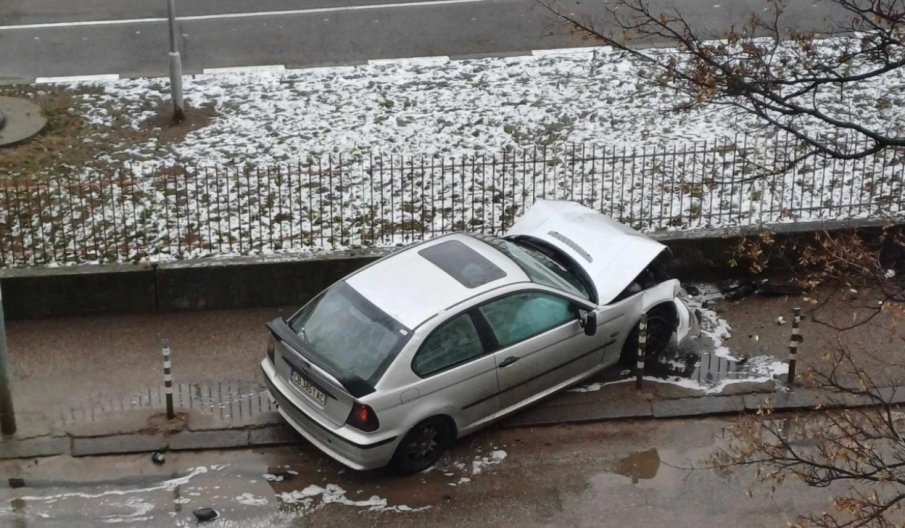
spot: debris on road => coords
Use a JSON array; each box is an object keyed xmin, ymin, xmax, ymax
[{"xmin": 193, "ymin": 507, "xmax": 219, "ymax": 523}]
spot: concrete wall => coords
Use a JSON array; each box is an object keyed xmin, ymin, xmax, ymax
[
  {"xmin": 0, "ymin": 219, "xmax": 895, "ymax": 320},
  {"xmin": 0, "ymin": 251, "xmax": 389, "ymax": 320}
]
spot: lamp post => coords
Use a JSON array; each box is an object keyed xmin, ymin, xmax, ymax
[
  {"xmin": 0, "ymin": 285, "xmax": 16, "ymax": 435},
  {"xmin": 167, "ymin": 0, "xmax": 185, "ymax": 122}
]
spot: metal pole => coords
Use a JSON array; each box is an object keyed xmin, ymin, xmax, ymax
[
  {"xmin": 166, "ymin": 0, "xmax": 185, "ymax": 122},
  {"xmin": 788, "ymin": 307, "xmax": 802, "ymax": 385},
  {"xmin": 635, "ymin": 313, "xmax": 647, "ymax": 390},
  {"xmin": 162, "ymin": 340, "xmax": 175, "ymax": 420},
  {"xmin": 0, "ymin": 285, "xmax": 17, "ymax": 435}
]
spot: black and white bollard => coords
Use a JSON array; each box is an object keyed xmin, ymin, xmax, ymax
[
  {"xmin": 787, "ymin": 307, "xmax": 802, "ymax": 385},
  {"xmin": 636, "ymin": 313, "xmax": 647, "ymax": 390},
  {"xmin": 162, "ymin": 339, "xmax": 175, "ymax": 420}
]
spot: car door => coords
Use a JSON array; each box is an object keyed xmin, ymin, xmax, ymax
[
  {"xmin": 476, "ymin": 290, "xmax": 599, "ymax": 411},
  {"xmin": 410, "ymin": 312, "xmax": 500, "ymax": 431}
]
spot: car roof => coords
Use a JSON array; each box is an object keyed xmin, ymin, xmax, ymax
[{"xmin": 346, "ymin": 234, "xmax": 529, "ymax": 329}]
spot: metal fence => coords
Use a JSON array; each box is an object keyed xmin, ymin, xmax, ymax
[{"xmin": 1, "ymin": 134, "xmax": 903, "ymax": 268}]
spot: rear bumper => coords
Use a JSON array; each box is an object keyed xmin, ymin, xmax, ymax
[{"xmin": 260, "ymin": 359, "xmax": 398, "ymax": 471}]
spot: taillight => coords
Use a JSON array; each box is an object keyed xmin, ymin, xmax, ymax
[
  {"xmin": 266, "ymin": 336, "xmax": 276, "ymax": 364},
  {"xmin": 346, "ymin": 403, "xmax": 380, "ymax": 432}
]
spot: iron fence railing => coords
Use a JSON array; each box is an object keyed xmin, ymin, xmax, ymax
[{"xmin": 1, "ymin": 134, "xmax": 903, "ymax": 268}]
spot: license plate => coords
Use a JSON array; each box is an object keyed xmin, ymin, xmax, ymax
[{"xmin": 289, "ymin": 369, "xmax": 326, "ymax": 406}]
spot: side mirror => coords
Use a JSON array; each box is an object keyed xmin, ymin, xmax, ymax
[{"xmin": 579, "ymin": 310, "xmax": 597, "ymax": 336}]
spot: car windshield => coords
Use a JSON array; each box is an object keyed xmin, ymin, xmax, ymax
[
  {"xmin": 287, "ymin": 281, "xmax": 409, "ymax": 386},
  {"xmin": 471, "ymin": 234, "xmax": 591, "ymax": 300}
]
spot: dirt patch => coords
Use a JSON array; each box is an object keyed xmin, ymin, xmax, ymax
[
  {"xmin": 139, "ymin": 99, "xmax": 219, "ymax": 145},
  {"xmin": 145, "ymin": 412, "xmax": 189, "ymax": 434},
  {"xmin": 0, "ymin": 84, "xmax": 217, "ymax": 183}
]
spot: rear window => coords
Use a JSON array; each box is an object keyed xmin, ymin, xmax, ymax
[
  {"xmin": 287, "ymin": 281, "xmax": 409, "ymax": 386},
  {"xmin": 418, "ymin": 240, "xmax": 507, "ymax": 288}
]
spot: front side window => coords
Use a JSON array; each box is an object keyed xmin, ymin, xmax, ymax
[
  {"xmin": 288, "ymin": 281, "xmax": 408, "ymax": 385},
  {"xmin": 412, "ymin": 314, "xmax": 485, "ymax": 377},
  {"xmin": 478, "ymin": 292, "xmax": 575, "ymax": 349}
]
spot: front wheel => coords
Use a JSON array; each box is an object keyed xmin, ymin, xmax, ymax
[
  {"xmin": 391, "ymin": 417, "xmax": 453, "ymax": 475},
  {"xmin": 620, "ymin": 304, "xmax": 678, "ymax": 367}
]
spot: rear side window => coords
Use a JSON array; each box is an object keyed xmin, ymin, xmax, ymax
[
  {"xmin": 478, "ymin": 292, "xmax": 575, "ymax": 349},
  {"xmin": 412, "ymin": 314, "xmax": 485, "ymax": 377}
]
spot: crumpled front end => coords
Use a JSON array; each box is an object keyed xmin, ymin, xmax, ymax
[{"xmin": 673, "ymin": 296, "xmax": 700, "ymax": 347}]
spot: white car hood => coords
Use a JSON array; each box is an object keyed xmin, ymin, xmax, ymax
[{"xmin": 505, "ymin": 200, "xmax": 667, "ymax": 305}]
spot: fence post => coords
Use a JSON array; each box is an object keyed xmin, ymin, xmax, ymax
[
  {"xmin": 162, "ymin": 340, "xmax": 175, "ymax": 419},
  {"xmin": 788, "ymin": 307, "xmax": 802, "ymax": 385},
  {"xmin": 636, "ymin": 313, "xmax": 647, "ymax": 390}
]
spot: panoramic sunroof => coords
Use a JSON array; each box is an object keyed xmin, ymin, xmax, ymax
[{"xmin": 418, "ymin": 240, "xmax": 507, "ymax": 288}]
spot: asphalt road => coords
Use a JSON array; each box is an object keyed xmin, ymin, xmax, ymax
[
  {"xmin": 0, "ymin": 0, "xmax": 853, "ymax": 80},
  {"xmin": 0, "ymin": 417, "xmax": 849, "ymax": 527}
]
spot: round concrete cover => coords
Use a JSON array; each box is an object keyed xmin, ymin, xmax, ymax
[{"xmin": 0, "ymin": 96, "xmax": 47, "ymax": 147}]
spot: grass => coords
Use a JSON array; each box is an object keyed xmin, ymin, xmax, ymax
[{"xmin": 0, "ymin": 84, "xmax": 217, "ymax": 184}]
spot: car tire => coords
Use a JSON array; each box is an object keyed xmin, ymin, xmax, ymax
[
  {"xmin": 620, "ymin": 304, "xmax": 678, "ymax": 367},
  {"xmin": 391, "ymin": 417, "xmax": 453, "ymax": 475}
]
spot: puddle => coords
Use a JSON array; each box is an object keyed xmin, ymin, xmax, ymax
[{"xmin": 611, "ymin": 449, "xmax": 661, "ymax": 483}]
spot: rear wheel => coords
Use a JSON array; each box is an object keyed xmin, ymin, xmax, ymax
[
  {"xmin": 620, "ymin": 304, "xmax": 677, "ymax": 367},
  {"xmin": 392, "ymin": 417, "xmax": 453, "ymax": 475}
]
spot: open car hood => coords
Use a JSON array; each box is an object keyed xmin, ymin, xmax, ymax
[{"xmin": 504, "ymin": 200, "xmax": 666, "ymax": 305}]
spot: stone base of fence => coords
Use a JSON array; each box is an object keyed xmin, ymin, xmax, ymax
[{"xmin": 0, "ymin": 219, "xmax": 899, "ymax": 320}]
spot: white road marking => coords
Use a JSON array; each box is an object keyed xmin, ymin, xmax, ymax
[
  {"xmin": 0, "ymin": 0, "xmax": 488, "ymax": 31},
  {"xmin": 368, "ymin": 56, "xmax": 449, "ymax": 65},
  {"xmin": 531, "ymin": 46, "xmax": 606, "ymax": 56},
  {"xmin": 35, "ymin": 74, "xmax": 120, "ymax": 83},
  {"xmin": 202, "ymin": 65, "xmax": 286, "ymax": 74}
]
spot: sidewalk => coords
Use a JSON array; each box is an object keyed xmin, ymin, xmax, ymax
[{"xmin": 2, "ymin": 285, "xmax": 904, "ymax": 460}]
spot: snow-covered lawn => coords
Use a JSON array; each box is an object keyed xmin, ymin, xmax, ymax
[{"xmin": 1, "ymin": 39, "xmax": 903, "ymax": 267}]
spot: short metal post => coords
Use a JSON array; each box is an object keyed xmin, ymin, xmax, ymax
[
  {"xmin": 0, "ymin": 285, "xmax": 17, "ymax": 435},
  {"xmin": 162, "ymin": 340, "xmax": 175, "ymax": 419},
  {"xmin": 788, "ymin": 307, "xmax": 802, "ymax": 385},
  {"xmin": 636, "ymin": 313, "xmax": 647, "ymax": 390}
]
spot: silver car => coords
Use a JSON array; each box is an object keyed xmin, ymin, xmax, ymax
[{"xmin": 261, "ymin": 200, "xmax": 695, "ymax": 473}]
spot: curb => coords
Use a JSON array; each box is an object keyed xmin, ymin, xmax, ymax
[
  {"xmin": 0, "ymin": 423, "xmax": 299, "ymax": 460},
  {"xmin": 2, "ymin": 387, "xmax": 903, "ymax": 460}
]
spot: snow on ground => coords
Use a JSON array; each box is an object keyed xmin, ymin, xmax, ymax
[
  {"xmin": 3, "ymin": 37, "xmax": 904, "ymax": 267},
  {"xmin": 62, "ymin": 40, "xmax": 905, "ymax": 168}
]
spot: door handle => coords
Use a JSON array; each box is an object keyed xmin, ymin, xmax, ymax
[{"xmin": 498, "ymin": 356, "xmax": 520, "ymax": 368}]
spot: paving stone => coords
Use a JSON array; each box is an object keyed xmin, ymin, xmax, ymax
[
  {"xmin": 0, "ymin": 436, "xmax": 69, "ymax": 459},
  {"xmin": 653, "ymin": 395, "xmax": 744, "ymax": 418},
  {"xmin": 169, "ymin": 429, "xmax": 249, "ymax": 451},
  {"xmin": 249, "ymin": 425, "xmax": 301, "ymax": 446},
  {"xmin": 72, "ymin": 434, "xmax": 165, "ymax": 457},
  {"xmin": 744, "ymin": 389, "xmax": 825, "ymax": 411},
  {"xmin": 502, "ymin": 399, "xmax": 653, "ymax": 427},
  {"xmin": 721, "ymin": 379, "xmax": 776, "ymax": 396}
]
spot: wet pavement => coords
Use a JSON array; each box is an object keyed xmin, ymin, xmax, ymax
[{"xmin": 0, "ymin": 417, "xmax": 843, "ymax": 527}]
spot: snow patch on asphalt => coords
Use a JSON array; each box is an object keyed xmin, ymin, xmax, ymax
[
  {"xmin": 235, "ymin": 492, "xmax": 269, "ymax": 506},
  {"xmin": 471, "ymin": 449, "xmax": 507, "ymax": 475},
  {"xmin": 17, "ymin": 466, "xmax": 210, "ymax": 503},
  {"xmin": 277, "ymin": 483, "xmax": 428, "ymax": 513}
]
